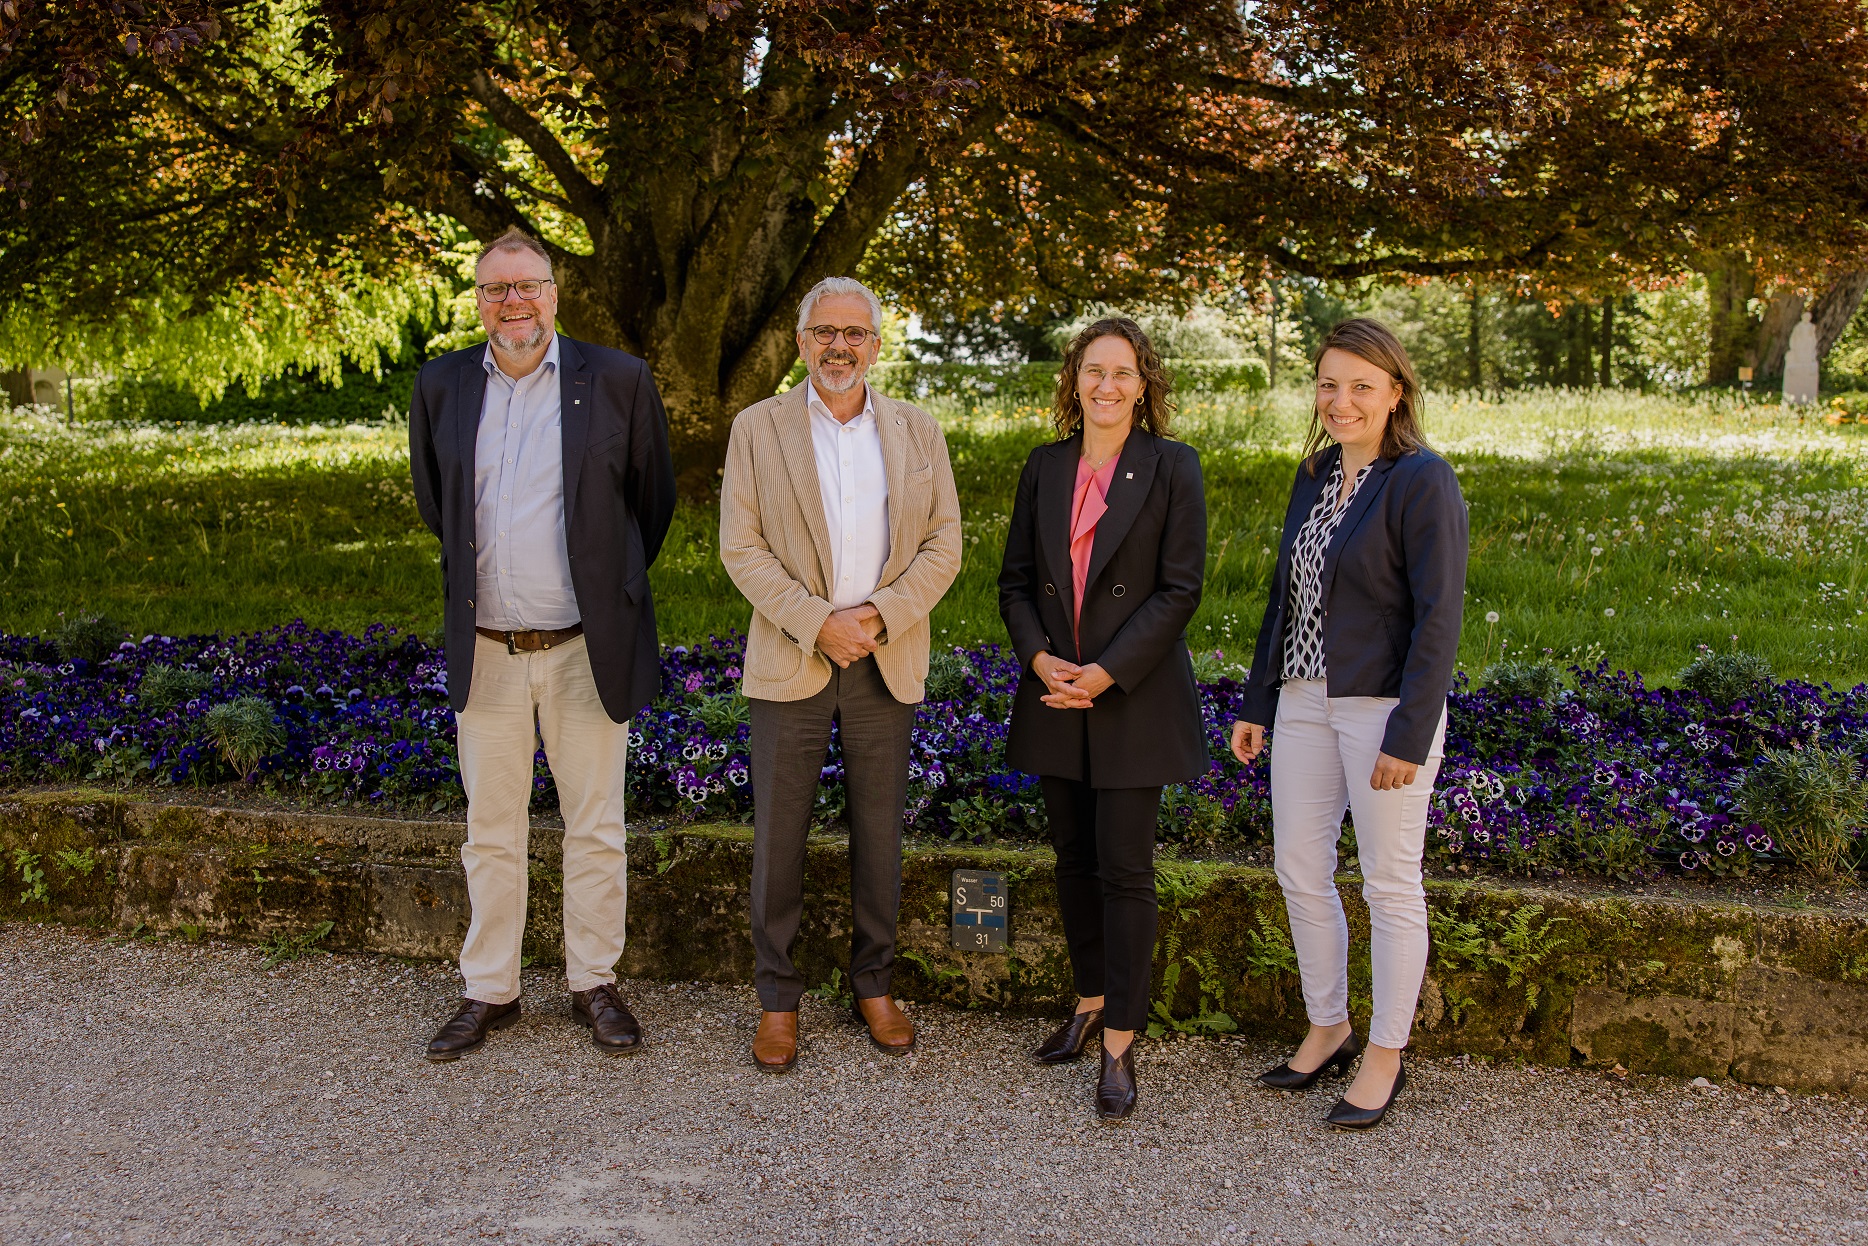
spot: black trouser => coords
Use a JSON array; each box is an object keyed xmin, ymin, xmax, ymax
[
  {"xmin": 748, "ymin": 656, "xmax": 915, "ymax": 1012},
  {"xmin": 1038, "ymin": 776, "xmax": 1163, "ymax": 1032}
]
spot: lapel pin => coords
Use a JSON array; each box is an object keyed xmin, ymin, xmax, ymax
[
  {"xmin": 574, "ymin": 399, "xmax": 581, "ymax": 405},
  {"xmin": 1125, "ymin": 471, "xmax": 1133, "ymax": 479}
]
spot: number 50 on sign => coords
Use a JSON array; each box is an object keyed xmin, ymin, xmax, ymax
[{"xmin": 951, "ymin": 869, "xmax": 1008, "ymax": 953}]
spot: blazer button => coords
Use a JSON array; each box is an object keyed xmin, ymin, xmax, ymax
[
  {"xmin": 1112, "ymin": 584, "xmax": 1126, "ymax": 597},
  {"xmin": 1044, "ymin": 583, "xmax": 1056, "ymax": 596},
  {"xmin": 467, "ymin": 599, "xmax": 474, "ymax": 608}
]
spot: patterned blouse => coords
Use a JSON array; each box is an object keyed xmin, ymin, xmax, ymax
[{"xmin": 1282, "ymin": 458, "xmax": 1373, "ymax": 681}]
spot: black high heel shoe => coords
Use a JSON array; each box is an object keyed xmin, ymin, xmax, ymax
[
  {"xmin": 1033, "ymin": 1007, "xmax": 1105, "ymax": 1064},
  {"xmin": 1258, "ymin": 1030, "xmax": 1363, "ymax": 1090},
  {"xmin": 1096, "ymin": 1042, "xmax": 1138, "ymax": 1120},
  {"xmin": 1325, "ymin": 1062, "xmax": 1407, "ymax": 1130}
]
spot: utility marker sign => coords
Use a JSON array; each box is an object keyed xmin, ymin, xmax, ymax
[{"xmin": 950, "ymin": 869, "xmax": 1008, "ymax": 953}]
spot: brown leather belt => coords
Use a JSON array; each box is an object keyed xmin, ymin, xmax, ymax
[{"xmin": 476, "ymin": 623, "xmax": 583, "ymax": 653}]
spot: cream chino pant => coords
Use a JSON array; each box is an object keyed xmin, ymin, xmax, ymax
[
  {"xmin": 1270, "ymin": 678, "xmax": 1446, "ymax": 1050},
  {"xmin": 455, "ymin": 633, "xmax": 629, "ymax": 1004}
]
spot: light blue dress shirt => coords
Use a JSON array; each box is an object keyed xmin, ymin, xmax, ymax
[{"xmin": 473, "ymin": 335, "xmax": 580, "ymax": 631}]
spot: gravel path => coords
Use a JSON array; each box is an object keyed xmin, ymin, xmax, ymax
[{"xmin": 2, "ymin": 922, "xmax": 1864, "ymax": 1246}]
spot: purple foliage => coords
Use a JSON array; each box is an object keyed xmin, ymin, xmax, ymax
[{"xmin": 2, "ymin": 625, "xmax": 1862, "ymax": 877}]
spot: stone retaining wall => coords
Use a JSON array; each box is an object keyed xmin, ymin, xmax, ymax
[{"xmin": 3, "ymin": 790, "xmax": 1865, "ymax": 1094}]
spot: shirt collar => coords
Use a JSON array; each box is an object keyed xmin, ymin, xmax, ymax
[
  {"xmin": 483, "ymin": 331, "xmax": 560, "ymax": 383},
  {"xmin": 806, "ymin": 377, "xmax": 875, "ymax": 426}
]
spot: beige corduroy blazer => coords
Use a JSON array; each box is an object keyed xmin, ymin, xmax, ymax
[{"xmin": 719, "ymin": 382, "xmax": 963, "ymax": 703}]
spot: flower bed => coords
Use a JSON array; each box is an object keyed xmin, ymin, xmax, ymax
[{"xmin": 2, "ymin": 624, "xmax": 1864, "ymax": 879}]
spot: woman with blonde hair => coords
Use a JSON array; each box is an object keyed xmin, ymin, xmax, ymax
[
  {"xmin": 998, "ymin": 316, "xmax": 1208, "ymax": 1120},
  {"xmin": 1230, "ymin": 317, "xmax": 1467, "ymax": 1130}
]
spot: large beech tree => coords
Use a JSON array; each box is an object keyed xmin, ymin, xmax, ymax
[{"xmin": 6, "ymin": 0, "xmax": 1868, "ymax": 480}]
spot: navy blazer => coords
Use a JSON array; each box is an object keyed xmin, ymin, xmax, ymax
[
  {"xmin": 998, "ymin": 430, "xmax": 1208, "ymax": 788},
  {"xmin": 408, "ymin": 335, "xmax": 677, "ymax": 724},
  {"xmin": 1237, "ymin": 444, "xmax": 1467, "ymax": 765}
]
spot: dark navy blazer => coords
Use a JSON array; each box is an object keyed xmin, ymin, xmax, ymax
[
  {"xmin": 408, "ymin": 335, "xmax": 677, "ymax": 724},
  {"xmin": 1237, "ymin": 444, "xmax": 1468, "ymax": 765},
  {"xmin": 998, "ymin": 430, "xmax": 1209, "ymax": 788}
]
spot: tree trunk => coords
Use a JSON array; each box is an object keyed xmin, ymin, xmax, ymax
[
  {"xmin": 1704, "ymin": 253, "xmax": 1759, "ymax": 384},
  {"xmin": 1565, "ymin": 304, "xmax": 1592, "ymax": 387},
  {"xmin": 1811, "ymin": 271, "xmax": 1868, "ymax": 356},
  {"xmin": 1597, "ymin": 297, "xmax": 1614, "ymax": 387},
  {"xmin": 1753, "ymin": 289, "xmax": 1805, "ymax": 381},
  {"xmin": 1726, "ymin": 270, "xmax": 1867, "ymax": 383},
  {"xmin": 1467, "ymin": 282, "xmax": 1482, "ymax": 389}
]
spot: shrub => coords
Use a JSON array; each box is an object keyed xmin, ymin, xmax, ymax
[
  {"xmin": 924, "ymin": 648, "xmax": 971, "ymax": 704},
  {"xmin": 53, "ymin": 613, "xmax": 126, "ymax": 665},
  {"xmin": 204, "ymin": 696, "xmax": 285, "ymax": 779},
  {"xmin": 689, "ymin": 688, "xmax": 749, "ymax": 736},
  {"xmin": 1732, "ymin": 742, "xmax": 1867, "ymax": 881},
  {"xmin": 1680, "ymin": 650, "xmax": 1775, "ymax": 707},
  {"xmin": 1480, "ymin": 657, "xmax": 1564, "ymax": 702},
  {"xmin": 138, "ymin": 664, "xmax": 213, "ymax": 711}
]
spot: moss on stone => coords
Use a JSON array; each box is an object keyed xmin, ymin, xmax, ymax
[{"xmin": 6, "ymin": 796, "xmax": 1868, "ymax": 1090}]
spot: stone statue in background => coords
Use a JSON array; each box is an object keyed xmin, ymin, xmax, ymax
[{"xmin": 1783, "ymin": 310, "xmax": 1820, "ymax": 404}]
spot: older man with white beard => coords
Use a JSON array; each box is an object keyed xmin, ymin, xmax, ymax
[
  {"xmin": 719, "ymin": 277, "xmax": 963, "ymax": 1072},
  {"xmin": 409, "ymin": 227, "xmax": 676, "ymax": 1061}
]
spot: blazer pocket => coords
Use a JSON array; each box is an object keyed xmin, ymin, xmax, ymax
[
  {"xmin": 906, "ymin": 463, "xmax": 933, "ymax": 485},
  {"xmin": 587, "ymin": 428, "xmax": 629, "ymax": 456},
  {"xmin": 623, "ymin": 569, "xmax": 649, "ymax": 604}
]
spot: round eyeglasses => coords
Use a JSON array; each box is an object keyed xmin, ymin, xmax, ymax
[{"xmin": 805, "ymin": 325, "xmax": 875, "ymax": 347}]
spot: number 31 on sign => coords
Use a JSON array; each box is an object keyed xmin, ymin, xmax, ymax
[{"xmin": 950, "ymin": 869, "xmax": 1009, "ymax": 953}]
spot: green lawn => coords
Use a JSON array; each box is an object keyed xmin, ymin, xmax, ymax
[{"xmin": 4, "ymin": 388, "xmax": 1866, "ymax": 684}]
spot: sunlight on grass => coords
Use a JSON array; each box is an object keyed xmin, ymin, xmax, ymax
[{"xmin": 5, "ymin": 388, "xmax": 1868, "ymax": 683}]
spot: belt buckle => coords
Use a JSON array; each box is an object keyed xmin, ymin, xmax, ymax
[{"xmin": 505, "ymin": 630, "xmax": 517, "ymax": 655}]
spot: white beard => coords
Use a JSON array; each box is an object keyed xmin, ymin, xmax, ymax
[{"xmin": 810, "ymin": 352, "xmax": 864, "ymax": 394}]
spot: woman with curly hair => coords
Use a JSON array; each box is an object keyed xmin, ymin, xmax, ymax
[{"xmin": 997, "ymin": 316, "xmax": 1209, "ymax": 1120}]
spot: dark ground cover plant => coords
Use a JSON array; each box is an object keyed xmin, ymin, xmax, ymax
[{"xmin": 2, "ymin": 626, "xmax": 1864, "ymax": 882}]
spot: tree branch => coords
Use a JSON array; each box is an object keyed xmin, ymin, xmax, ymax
[{"xmin": 468, "ymin": 70, "xmax": 606, "ymax": 228}]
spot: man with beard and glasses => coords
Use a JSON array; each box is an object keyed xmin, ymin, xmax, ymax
[
  {"xmin": 409, "ymin": 227, "xmax": 676, "ymax": 1061},
  {"xmin": 719, "ymin": 277, "xmax": 962, "ymax": 1072}
]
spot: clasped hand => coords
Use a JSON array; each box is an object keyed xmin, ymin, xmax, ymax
[
  {"xmin": 816, "ymin": 605, "xmax": 883, "ymax": 668},
  {"xmin": 1033, "ymin": 652, "xmax": 1113, "ymax": 709},
  {"xmin": 1228, "ymin": 720, "xmax": 1419, "ymax": 790}
]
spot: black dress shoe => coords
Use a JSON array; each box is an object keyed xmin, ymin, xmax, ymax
[
  {"xmin": 1326, "ymin": 1062, "xmax": 1408, "ymax": 1130},
  {"xmin": 1033, "ymin": 1008, "xmax": 1105, "ymax": 1064},
  {"xmin": 426, "ymin": 998, "xmax": 520, "ymax": 1062},
  {"xmin": 1259, "ymin": 1030, "xmax": 1364, "ymax": 1090},
  {"xmin": 1096, "ymin": 1043, "xmax": 1138, "ymax": 1121},
  {"xmin": 570, "ymin": 984, "xmax": 643, "ymax": 1054}
]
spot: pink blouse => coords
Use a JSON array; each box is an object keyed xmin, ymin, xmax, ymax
[{"xmin": 1070, "ymin": 454, "xmax": 1120, "ymax": 643}]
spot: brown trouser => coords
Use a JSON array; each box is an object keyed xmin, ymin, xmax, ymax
[{"xmin": 748, "ymin": 656, "xmax": 915, "ymax": 1012}]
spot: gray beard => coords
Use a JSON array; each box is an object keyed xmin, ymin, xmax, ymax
[
  {"xmin": 810, "ymin": 354, "xmax": 865, "ymax": 395},
  {"xmin": 491, "ymin": 321, "xmax": 548, "ymax": 355}
]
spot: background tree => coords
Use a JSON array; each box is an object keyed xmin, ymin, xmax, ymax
[{"xmin": 7, "ymin": 0, "xmax": 1868, "ymax": 484}]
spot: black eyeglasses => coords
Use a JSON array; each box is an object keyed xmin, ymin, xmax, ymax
[
  {"xmin": 804, "ymin": 324, "xmax": 875, "ymax": 346},
  {"xmin": 476, "ymin": 279, "xmax": 554, "ymax": 301}
]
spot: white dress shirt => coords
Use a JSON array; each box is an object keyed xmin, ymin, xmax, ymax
[
  {"xmin": 807, "ymin": 379, "xmax": 890, "ymax": 610},
  {"xmin": 473, "ymin": 334, "xmax": 580, "ymax": 631}
]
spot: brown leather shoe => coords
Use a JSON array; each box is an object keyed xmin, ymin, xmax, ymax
[
  {"xmin": 569, "ymin": 984, "xmax": 643, "ymax": 1054},
  {"xmin": 853, "ymin": 994, "xmax": 915, "ymax": 1054},
  {"xmin": 752, "ymin": 1010, "xmax": 799, "ymax": 1073},
  {"xmin": 426, "ymin": 998, "xmax": 520, "ymax": 1062}
]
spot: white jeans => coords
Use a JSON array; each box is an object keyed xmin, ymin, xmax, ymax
[
  {"xmin": 455, "ymin": 633, "xmax": 630, "ymax": 1004},
  {"xmin": 1270, "ymin": 679, "xmax": 1445, "ymax": 1050}
]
